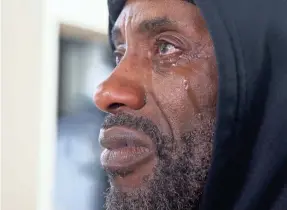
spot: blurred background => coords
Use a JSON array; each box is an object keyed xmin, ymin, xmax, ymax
[{"xmin": 2, "ymin": 0, "xmax": 114, "ymax": 210}]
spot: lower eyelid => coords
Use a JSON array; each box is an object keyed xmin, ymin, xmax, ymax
[
  {"xmin": 160, "ymin": 49, "xmax": 182, "ymax": 57},
  {"xmin": 156, "ymin": 52, "xmax": 182, "ymax": 62}
]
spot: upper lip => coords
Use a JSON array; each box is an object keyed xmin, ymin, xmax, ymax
[{"xmin": 99, "ymin": 126, "xmax": 153, "ymax": 150}]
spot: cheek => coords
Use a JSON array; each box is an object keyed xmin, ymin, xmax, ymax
[
  {"xmin": 152, "ymin": 76, "xmax": 189, "ymax": 113},
  {"xmin": 150, "ymin": 59, "xmax": 217, "ymax": 135},
  {"xmin": 188, "ymin": 60, "xmax": 218, "ymax": 111},
  {"xmin": 150, "ymin": 74, "xmax": 197, "ymax": 137}
]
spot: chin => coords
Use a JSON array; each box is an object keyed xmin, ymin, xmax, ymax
[{"xmin": 107, "ymin": 158, "xmax": 157, "ymax": 192}]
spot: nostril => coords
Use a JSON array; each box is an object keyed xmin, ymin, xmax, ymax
[{"xmin": 108, "ymin": 103, "xmax": 125, "ymax": 110}]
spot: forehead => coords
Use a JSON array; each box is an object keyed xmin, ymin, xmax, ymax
[{"xmin": 114, "ymin": 0, "xmax": 204, "ymax": 34}]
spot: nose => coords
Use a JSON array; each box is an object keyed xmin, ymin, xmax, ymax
[{"xmin": 94, "ymin": 73, "xmax": 146, "ymax": 114}]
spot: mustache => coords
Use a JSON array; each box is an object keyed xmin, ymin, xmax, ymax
[{"xmin": 101, "ymin": 112, "xmax": 163, "ymax": 145}]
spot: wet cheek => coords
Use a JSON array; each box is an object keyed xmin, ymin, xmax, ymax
[
  {"xmin": 174, "ymin": 56, "xmax": 217, "ymax": 111},
  {"xmin": 151, "ymin": 75, "xmax": 197, "ymax": 136},
  {"xmin": 191, "ymin": 61, "xmax": 217, "ymax": 110},
  {"xmin": 148, "ymin": 54, "xmax": 217, "ymax": 135}
]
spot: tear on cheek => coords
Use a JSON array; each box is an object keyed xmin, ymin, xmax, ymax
[{"xmin": 183, "ymin": 79, "xmax": 189, "ymax": 91}]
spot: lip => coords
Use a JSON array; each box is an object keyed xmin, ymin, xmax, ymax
[{"xmin": 99, "ymin": 126, "xmax": 155, "ymax": 173}]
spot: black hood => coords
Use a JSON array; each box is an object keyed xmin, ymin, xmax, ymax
[{"xmin": 107, "ymin": 0, "xmax": 287, "ymax": 209}]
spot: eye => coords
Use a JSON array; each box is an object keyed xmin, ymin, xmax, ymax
[
  {"xmin": 157, "ymin": 41, "xmax": 180, "ymax": 56},
  {"xmin": 113, "ymin": 51, "xmax": 124, "ymax": 65}
]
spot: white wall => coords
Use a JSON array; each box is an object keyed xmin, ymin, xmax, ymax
[
  {"xmin": 2, "ymin": 0, "xmax": 59, "ymax": 209},
  {"xmin": 56, "ymin": 0, "xmax": 108, "ymax": 35},
  {"xmin": 2, "ymin": 0, "xmax": 109, "ymax": 210}
]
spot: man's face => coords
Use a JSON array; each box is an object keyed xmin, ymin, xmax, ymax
[{"xmin": 94, "ymin": 0, "xmax": 217, "ymax": 209}]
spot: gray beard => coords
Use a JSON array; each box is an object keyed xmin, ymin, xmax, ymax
[{"xmin": 103, "ymin": 113, "xmax": 215, "ymax": 210}]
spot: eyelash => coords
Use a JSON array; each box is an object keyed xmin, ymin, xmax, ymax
[
  {"xmin": 113, "ymin": 51, "xmax": 123, "ymax": 65},
  {"xmin": 113, "ymin": 39, "xmax": 181, "ymax": 65},
  {"xmin": 154, "ymin": 39, "xmax": 181, "ymax": 55}
]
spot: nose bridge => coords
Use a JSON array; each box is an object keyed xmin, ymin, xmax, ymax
[
  {"xmin": 94, "ymin": 54, "xmax": 146, "ymax": 113},
  {"xmin": 111, "ymin": 50, "xmax": 145, "ymax": 89}
]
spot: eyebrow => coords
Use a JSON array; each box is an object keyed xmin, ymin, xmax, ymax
[
  {"xmin": 138, "ymin": 17, "xmax": 176, "ymax": 35},
  {"xmin": 111, "ymin": 17, "xmax": 177, "ymax": 45},
  {"xmin": 111, "ymin": 27, "xmax": 122, "ymax": 46}
]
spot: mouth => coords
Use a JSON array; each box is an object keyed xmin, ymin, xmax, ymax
[{"xmin": 99, "ymin": 126, "xmax": 155, "ymax": 175}]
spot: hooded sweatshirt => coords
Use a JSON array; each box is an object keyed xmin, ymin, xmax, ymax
[{"xmin": 107, "ymin": 0, "xmax": 287, "ymax": 209}]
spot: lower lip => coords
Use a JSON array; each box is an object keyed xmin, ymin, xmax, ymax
[{"xmin": 101, "ymin": 147, "xmax": 153, "ymax": 172}]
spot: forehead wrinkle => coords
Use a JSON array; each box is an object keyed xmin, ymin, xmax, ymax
[
  {"xmin": 112, "ymin": 11, "xmax": 127, "ymax": 46},
  {"xmin": 113, "ymin": 4, "xmax": 141, "ymax": 46},
  {"xmin": 114, "ymin": 17, "xmax": 178, "ymax": 45},
  {"xmin": 124, "ymin": 2, "xmax": 178, "ymax": 37},
  {"xmin": 124, "ymin": 5, "xmax": 146, "ymax": 46},
  {"xmin": 113, "ymin": 0, "xmax": 199, "ymax": 46}
]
